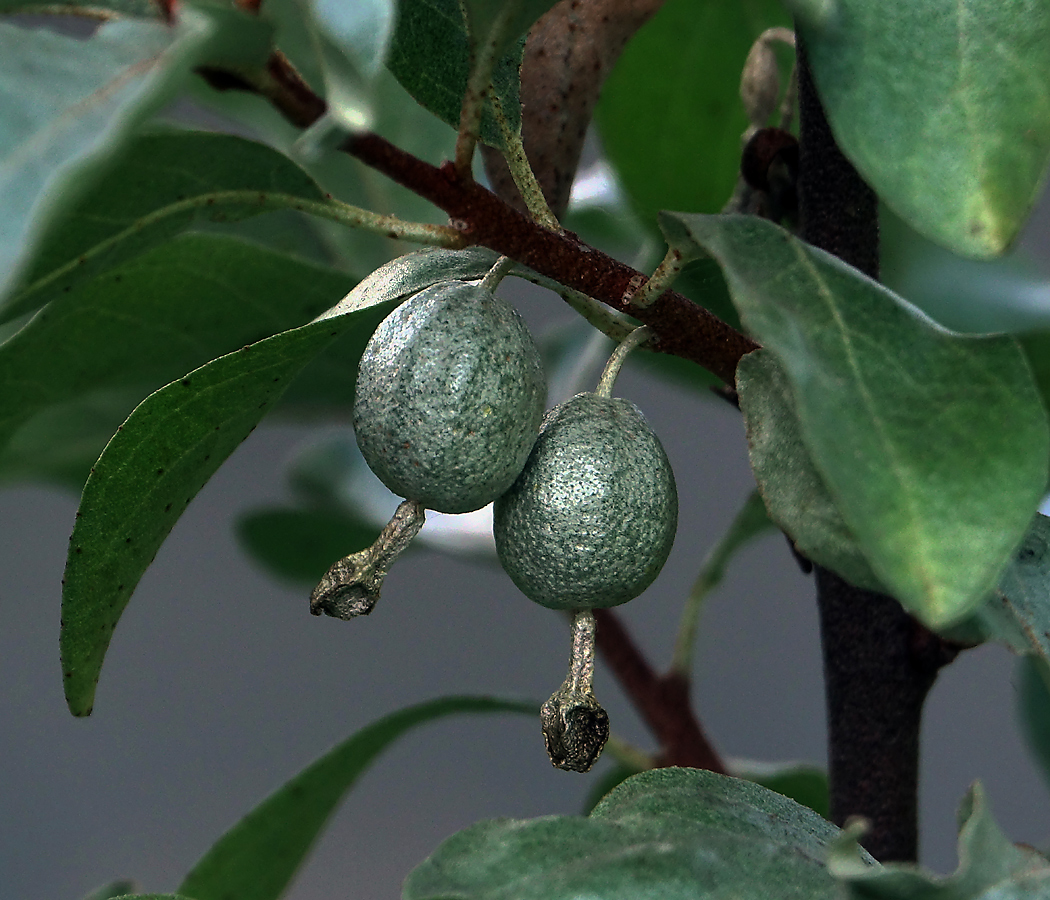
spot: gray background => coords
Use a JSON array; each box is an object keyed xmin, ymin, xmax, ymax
[{"xmin": 4, "ymin": 212, "xmax": 1050, "ymax": 899}]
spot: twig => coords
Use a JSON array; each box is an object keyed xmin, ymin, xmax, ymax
[
  {"xmin": 196, "ymin": 55, "xmax": 758, "ymax": 386},
  {"xmin": 593, "ymin": 608, "xmax": 726, "ymax": 772}
]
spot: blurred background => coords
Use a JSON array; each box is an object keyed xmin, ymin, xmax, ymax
[{"xmin": 4, "ymin": 4, "xmax": 1050, "ymax": 900}]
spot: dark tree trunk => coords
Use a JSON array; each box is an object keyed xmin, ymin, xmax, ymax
[{"xmin": 795, "ymin": 43, "xmax": 958, "ymax": 863}]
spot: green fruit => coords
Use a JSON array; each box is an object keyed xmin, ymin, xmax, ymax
[
  {"xmin": 494, "ymin": 392, "xmax": 678, "ymax": 610},
  {"xmin": 353, "ymin": 280, "xmax": 546, "ymax": 514}
]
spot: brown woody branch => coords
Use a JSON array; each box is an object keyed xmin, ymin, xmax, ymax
[{"xmin": 198, "ymin": 60, "xmax": 757, "ymax": 387}]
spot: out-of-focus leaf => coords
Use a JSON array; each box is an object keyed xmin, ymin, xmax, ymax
[
  {"xmin": 0, "ymin": 13, "xmax": 214, "ymax": 305},
  {"xmin": 0, "ymin": 235, "xmax": 355, "ymax": 487},
  {"xmin": 179, "ymin": 696, "xmax": 538, "ymax": 900},
  {"xmin": 236, "ymin": 508, "xmax": 380, "ymax": 583},
  {"xmin": 1017, "ymin": 654, "xmax": 1050, "ymax": 794},
  {"xmin": 691, "ymin": 487, "xmax": 777, "ymax": 597},
  {"xmin": 4, "ymin": 131, "xmax": 329, "ymax": 323},
  {"xmin": 881, "ymin": 208, "xmax": 1050, "ymax": 335},
  {"xmin": 737, "ymin": 349, "xmax": 885, "ymax": 593},
  {"xmin": 663, "ymin": 212, "xmax": 1048, "ymax": 628},
  {"xmin": 311, "ymin": 0, "xmax": 395, "ymax": 78},
  {"xmin": 385, "ymin": 0, "xmax": 524, "ymax": 149},
  {"xmin": 789, "ymin": 0, "xmax": 1050, "ymax": 258},
  {"xmin": 0, "ymin": 0, "xmax": 157, "ymax": 14},
  {"xmin": 406, "ymin": 768, "xmax": 868, "ymax": 900},
  {"xmin": 80, "ymin": 881, "xmax": 139, "ymax": 900},
  {"xmin": 60, "ymin": 299, "xmax": 392, "ymax": 716},
  {"xmin": 829, "ymin": 782, "xmax": 1050, "ymax": 898},
  {"xmin": 729, "ymin": 759, "xmax": 829, "ymax": 820},
  {"xmin": 596, "ymin": 0, "xmax": 789, "ymax": 230}
]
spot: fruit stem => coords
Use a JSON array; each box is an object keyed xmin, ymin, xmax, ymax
[
  {"xmin": 540, "ymin": 609, "xmax": 610, "ymax": 772},
  {"xmin": 481, "ymin": 255, "xmax": 515, "ymax": 292},
  {"xmin": 595, "ymin": 325, "xmax": 653, "ymax": 398},
  {"xmin": 309, "ymin": 499, "xmax": 426, "ymax": 620}
]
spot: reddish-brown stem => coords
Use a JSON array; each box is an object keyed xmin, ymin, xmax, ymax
[
  {"xmin": 197, "ymin": 59, "xmax": 757, "ymax": 386},
  {"xmin": 593, "ymin": 609, "xmax": 726, "ymax": 772}
]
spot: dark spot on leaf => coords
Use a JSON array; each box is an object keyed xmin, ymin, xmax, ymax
[
  {"xmin": 78, "ymin": 256, "xmax": 86, "ymax": 265},
  {"xmin": 182, "ymin": 378, "xmax": 191, "ymax": 386},
  {"xmin": 164, "ymin": 503, "xmax": 172, "ymax": 512},
  {"xmin": 114, "ymin": 275, "xmax": 122, "ymax": 283},
  {"xmin": 74, "ymin": 547, "xmax": 82, "ymax": 554},
  {"xmin": 63, "ymin": 671, "xmax": 71, "ymax": 678},
  {"xmin": 157, "ymin": 468, "xmax": 164, "ymax": 476},
  {"xmin": 118, "ymin": 584, "xmax": 124, "ymax": 590},
  {"xmin": 63, "ymin": 285, "xmax": 71, "ymax": 293},
  {"xmin": 125, "ymin": 537, "xmax": 132, "ymax": 544},
  {"xmin": 204, "ymin": 454, "xmax": 211, "ymax": 461},
  {"xmin": 273, "ymin": 377, "xmax": 280, "ymax": 383}
]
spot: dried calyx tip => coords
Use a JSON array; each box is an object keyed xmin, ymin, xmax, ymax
[
  {"xmin": 310, "ymin": 499, "xmax": 425, "ymax": 619},
  {"xmin": 541, "ymin": 610, "xmax": 609, "ymax": 772}
]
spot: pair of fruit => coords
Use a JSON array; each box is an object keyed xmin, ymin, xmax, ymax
[{"xmin": 311, "ymin": 270, "xmax": 678, "ymax": 770}]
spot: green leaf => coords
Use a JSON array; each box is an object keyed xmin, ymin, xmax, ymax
[
  {"xmin": 730, "ymin": 759, "xmax": 830, "ymax": 821},
  {"xmin": 737, "ymin": 349, "xmax": 885, "ymax": 593},
  {"xmin": 0, "ymin": 0, "xmax": 158, "ymax": 14},
  {"xmin": 80, "ymin": 881, "xmax": 140, "ymax": 900},
  {"xmin": 0, "ymin": 13, "xmax": 214, "ymax": 305},
  {"xmin": 406, "ymin": 768, "xmax": 867, "ymax": 900},
  {"xmin": 385, "ymin": 0, "xmax": 524, "ymax": 149},
  {"xmin": 461, "ymin": 0, "xmax": 558, "ymax": 59},
  {"xmin": 790, "ymin": 0, "xmax": 1050, "ymax": 258},
  {"xmin": 881, "ymin": 207, "xmax": 1050, "ymax": 335},
  {"xmin": 829, "ymin": 782, "xmax": 1050, "ymax": 899},
  {"xmin": 595, "ymin": 0, "xmax": 789, "ymax": 230},
  {"xmin": 1017, "ymin": 655, "xmax": 1050, "ymax": 793},
  {"xmin": 236, "ymin": 508, "xmax": 380, "ymax": 583},
  {"xmin": 178, "ymin": 696, "xmax": 538, "ymax": 900},
  {"xmin": 949, "ymin": 515, "xmax": 1050, "ymax": 663},
  {"xmin": 0, "ymin": 234, "xmax": 356, "ymax": 487},
  {"xmin": 329, "ymin": 244, "xmax": 500, "ymax": 313},
  {"xmin": 663, "ymin": 212, "xmax": 1049, "ymax": 628},
  {"xmin": 4, "ymin": 131, "xmax": 329, "ymax": 322},
  {"xmin": 60, "ymin": 300, "xmax": 392, "ymax": 716}
]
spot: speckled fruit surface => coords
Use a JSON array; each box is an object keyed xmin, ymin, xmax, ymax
[
  {"xmin": 353, "ymin": 280, "xmax": 546, "ymax": 514},
  {"xmin": 494, "ymin": 392, "xmax": 678, "ymax": 609}
]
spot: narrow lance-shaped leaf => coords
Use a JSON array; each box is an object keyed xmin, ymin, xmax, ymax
[
  {"xmin": 179, "ymin": 696, "xmax": 537, "ymax": 900},
  {"xmin": 3, "ymin": 131, "xmax": 331, "ymax": 323},
  {"xmin": 59, "ymin": 247, "xmax": 497, "ymax": 715},
  {"xmin": 60, "ymin": 300, "xmax": 392, "ymax": 716},
  {"xmin": 406, "ymin": 767, "xmax": 870, "ymax": 900},
  {"xmin": 0, "ymin": 235, "xmax": 356, "ymax": 487},
  {"xmin": 0, "ymin": 13, "xmax": 214, "ymax": 305},
  {"xmin": 788, "ymin": 0, "xmax": 1050, "ymax": 257},
  {"xmin": 662, "ymin": 213, "xmax": 1049, "ymax": 628}
]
